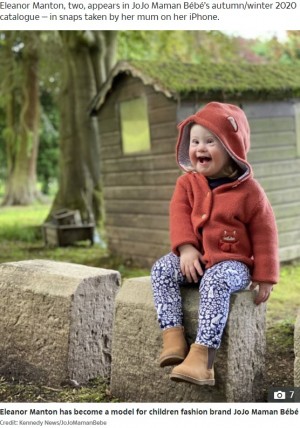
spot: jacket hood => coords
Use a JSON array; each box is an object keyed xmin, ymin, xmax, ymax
[{"xmin": 176, "ymin": 102, "xmax": 252, "ymax": 180}]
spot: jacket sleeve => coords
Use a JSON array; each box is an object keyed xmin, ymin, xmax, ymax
[
  {"xmin": 169, "ymin": 176, "xmax": 200, "ymax": 255},
  {"xmin": 247, "ymin": 192, "xmax": 279, "ymax": 284}
]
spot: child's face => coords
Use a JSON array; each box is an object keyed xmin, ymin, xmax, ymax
[{"xmin": 189, "ymin": 124, "xmax": 232, "ymax": 179}]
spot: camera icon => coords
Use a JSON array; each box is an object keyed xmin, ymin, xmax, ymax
[{"xmin": 274, "ymin": 390, "xmax": 286, "ymax": 400}]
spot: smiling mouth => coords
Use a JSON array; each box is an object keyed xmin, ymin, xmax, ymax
[{"xmin": 198, "ymin": 156, "xmax": 211, "ymax": 164}]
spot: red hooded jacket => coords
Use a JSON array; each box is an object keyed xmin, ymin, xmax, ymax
[{"xmin": 170, "ymin": 102, "xmax": 279, "ymax": 284}]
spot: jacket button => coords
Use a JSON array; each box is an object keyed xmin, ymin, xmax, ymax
[{"xmin": 201, "ymin": 214, "xmax": 207, "ymax": 219}]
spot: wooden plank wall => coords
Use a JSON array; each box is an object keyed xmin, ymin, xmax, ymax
[
  {"xmin": 98, "ymin": 75, "xmax": 179, "ymax": 267},
  {"xmin": 243, "ymin": 101, "xmax": 300, "ymax": 262},
  {"xmin": 98, "ymin": 78, "xmax": 300, "ymax": 267}
]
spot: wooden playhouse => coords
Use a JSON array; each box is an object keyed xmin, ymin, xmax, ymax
[{"xmin": 90, "ymin": 61, "xmax": 300, "ymax": 267}]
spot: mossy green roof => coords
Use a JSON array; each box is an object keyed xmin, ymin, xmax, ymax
[
  {"xmin": 131, "ymin": 60, "xmax": 300, "ymax": 95},
  {"xmin": 91, "ymin": 60, "xmax": 300, "ymax": 112}
]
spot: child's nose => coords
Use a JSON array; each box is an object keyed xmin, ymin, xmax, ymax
[{"xmin": 196, "ymin": 141, "xmax": 206, "ymax": 151}]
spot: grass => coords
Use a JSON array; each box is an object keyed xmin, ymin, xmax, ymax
[
  {"xmin": 266, "ymin": 262, "xmax": 300, "ymax": 324},
  {"xmin": 0, "ymin": 377, "xmax": 118, "ymax": 403},
  {"xmin": 0, "ymin": 204, "xmax": 48, "ymax": 242},
  {"xmin": 0, "ymin": 204, "xmax": 149, "ymax": 278},
  {"xmin": 0, "ymin": 203, "xmax": 298, "ymax": 401}
]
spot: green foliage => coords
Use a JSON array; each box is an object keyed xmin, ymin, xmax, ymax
[
  {"xmin": 118, "ymin": 31, "xmax": 193, "ymax": 62},
  {"xmin": 117, "ymin": 31, "xmax": 240, "ymax": 64},
  {"xmin": 252, "ymin": 31, "xmax": 300, "ymax": 64}
]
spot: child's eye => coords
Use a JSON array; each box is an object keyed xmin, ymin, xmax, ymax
[
  {"xmin": 206, "ymin": 138, "xmax": 215, "ymax": 144},
  {"xmin": 191, "ymin": 139, "xmax": 199, "ymax": 145}
]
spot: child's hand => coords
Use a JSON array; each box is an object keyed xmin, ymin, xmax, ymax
[
  {"xmin": 178, "ymin": 244, "xmax": 203, "ymax": 283},
  {"xmin": 250, "ymin": 281, "xmax": 274, "ymax": 305}
]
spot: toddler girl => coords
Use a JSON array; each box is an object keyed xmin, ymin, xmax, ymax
[{"xmin": 151, "ymin": 102, "xmax": 279, "ymax": 386}]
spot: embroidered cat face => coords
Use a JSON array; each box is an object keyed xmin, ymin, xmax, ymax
[
  {"xmin": 220, "ymin": 230, "xmax": 238, "ymax": 243},
  {"xmin": 219, "ymin": 230, "xmax": 239, "ymax": 252}
]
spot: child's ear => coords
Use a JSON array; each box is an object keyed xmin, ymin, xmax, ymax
[{"xmin": 227, "ymin": 116, "xmax": 238, "ymax": 132}]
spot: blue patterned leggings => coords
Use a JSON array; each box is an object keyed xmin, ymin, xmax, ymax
[{"xmin": 151, "ymin": 253, "xmax": 250, "ymax": 349}]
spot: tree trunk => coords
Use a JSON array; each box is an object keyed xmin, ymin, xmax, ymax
[
  {"xmin": 2, "ymin": 32, "xmax": 41, "ymax": 206},
  {"xmin": 48, "ymin": 31, "xmax": 117, "ymax": 223}
]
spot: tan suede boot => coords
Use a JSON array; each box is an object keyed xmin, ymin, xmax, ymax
[
  {"xmin": 159, "ymin": 326, "xmax": 188, "ymax": 367},
  {"xmin": 170, "ymin": 343, "xmax": 216, "ymax": 386}
]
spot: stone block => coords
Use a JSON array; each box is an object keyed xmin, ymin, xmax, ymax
[
  {"xmin": 0, "ymin": 260, "xmax": 120, "ymax": 386},
  {"xmin": 295, "ymin": 310, "xmax": 300, "ymax": 387},
  {"xmin": 110, "ymin": 276, "xmax": 266, "ymax": 402}
]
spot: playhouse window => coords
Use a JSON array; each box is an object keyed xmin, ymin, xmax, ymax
[{"xmin": 120, "ymin": 97, "xmax": 151, "ymax": 154}]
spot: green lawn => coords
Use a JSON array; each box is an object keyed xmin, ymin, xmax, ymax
[
  {"xmin": 0, "ymin": 204, "xmax": 150, "ymax": 278},
  {"xmin": 267, "ymin": 262, "xmax": 300, "ymax": 325}
]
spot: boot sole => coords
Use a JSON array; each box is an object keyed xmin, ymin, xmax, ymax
[
  {"xmin": 170, "ymin": 373, "xmax": 215, "ymax": 386},
  {"xmin": 159, "ymin": 355, "xmax": 185, "ymax": 368}
]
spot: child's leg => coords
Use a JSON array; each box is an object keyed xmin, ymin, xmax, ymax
[
  {"xmin": 170, "ymin": 260, "xmax": 250, "ymax": 385},
  {"xmin": 196, "ymin": 260, "xmax": 251, "ymax": 348},
  {"xmin": 151, "ymin": 252, "xmax": 188, "ymax": 367},
  {"xmin": 151, "ymin": 252, "xmax": 186, "ymax": 329}
]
